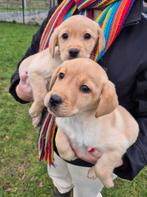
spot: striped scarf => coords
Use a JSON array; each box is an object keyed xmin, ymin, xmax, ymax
[{"xmin": 38, "ymin": 0, "xmax": 135, "ymax": 165}]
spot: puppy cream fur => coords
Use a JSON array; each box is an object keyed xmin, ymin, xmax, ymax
[{"xmin": 45, "ymin": 58, "xmax": 139, "ymax": 188}]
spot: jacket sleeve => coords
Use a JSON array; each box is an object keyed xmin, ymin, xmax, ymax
[
  {"xmin": 114, "ymin": 64, "xmax": 147, "ymax": 180},
  {"xmin": 9, "ymin": 7, "xmax": 57, "ymax": 104}
]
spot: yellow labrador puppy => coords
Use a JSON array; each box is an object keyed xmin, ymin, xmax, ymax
[
  {"xmin": 44, "ymin": 58, "xmax": 139, "ymax": 188},
  {"xmin": 19, "ymin": 15, "xmax": 105, "ymax": 128}
]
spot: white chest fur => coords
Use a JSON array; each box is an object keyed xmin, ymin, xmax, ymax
[
  {"xmin": 55, "ymin": 109, "xmax": 134, "ymax": 154},
  {"xmin": 56, "ymin": 112, "xmax": 122, "ymax": 153},
  {"xmin": 56, "ymin": 116, "xmax": 86, "ymax": 149}
]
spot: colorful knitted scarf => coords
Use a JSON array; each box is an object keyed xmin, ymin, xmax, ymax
[{"xmin": 38, "ymin": 0, "xmax": 135, "ymax": 165}]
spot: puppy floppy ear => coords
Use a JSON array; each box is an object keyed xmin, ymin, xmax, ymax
[
  {"xmin": 95, "ymin": 81, "xmax": 118, "ymax": 118},
  {"xmin": 49, "ymin": 27, "xmax": 59, "ymax": 57},
  {"xmin": 49, "ymin": 66, "xmax": 61, "ymax": 90},
  {"xmin": 97, "ymin": 27, "xmax": 105, "ymax": 53}
]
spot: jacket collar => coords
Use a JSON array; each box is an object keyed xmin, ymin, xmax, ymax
[{"xmin": 125, "ymin": 0, "xmax": 142, "ymax": 26}]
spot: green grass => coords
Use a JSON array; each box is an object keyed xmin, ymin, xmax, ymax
[
  {"xmin": 0, "ymin": 22, "xmax": 52, "ymax": 197},
  {"xmin": 0, "ymin": 22, "xmax": 147, "ymax": 197}
]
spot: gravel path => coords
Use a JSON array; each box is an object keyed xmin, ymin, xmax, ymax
[{"xmin": 0, "ymin": 10, "xmax": 48, "ymax": 25}]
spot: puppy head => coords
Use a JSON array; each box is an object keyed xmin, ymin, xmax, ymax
[
  {"xmin": 49, "ymin": 15, "xmax": 105, "ymax": 60},
  {"xmin": 44, "ymin": 58, "xmax": 118, "ymax": 117}
]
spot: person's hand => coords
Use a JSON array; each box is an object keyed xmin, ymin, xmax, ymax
[{"xmin": 16, "ymin": 62, "xmax": 33, "ymax": 102}]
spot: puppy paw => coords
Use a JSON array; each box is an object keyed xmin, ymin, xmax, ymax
[
  {"xmin": 29, "ymin": 102, "xmax": 43, "ymax": 119},
  {"xmin": 96, "ymin": 170, "xmax": 114, "ymax": 188},
  {"xmin": 32, "ymin": 116, "xmax": 41, "ymax": 128},
  {"xmin": 29, "ymin": 107, "xmax": 38, "ymax": 119},
  {"xmin": 102, "ymin": 177, "xmax": 114, "ymax": 188},
  {"xmin": 87, "ymin": 167, "xmax": 97, "ymax": 180}
]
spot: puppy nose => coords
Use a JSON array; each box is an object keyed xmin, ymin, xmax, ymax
[
  {"xmin": 69, "ymin": 48, "xmax": 79, "ymax": 58},
  {"xmin": 49, "ymin": 95, "xmax": 62, "ymax": 107}
]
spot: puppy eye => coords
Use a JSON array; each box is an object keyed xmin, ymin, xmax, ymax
[
  {"xmin": 80, "ymin": 85, "xmax": 91, "ymax": 93},
  {"xmin": 59, "ymin": 72, "xmax": 65, "ymax": 79},
  {"xmin": 84, "ymin": 33, "xmax": 91, "ymax": 40},
  {"xmin": 62, "ymin": 33, "xmax": 68, "ymax": 40}
]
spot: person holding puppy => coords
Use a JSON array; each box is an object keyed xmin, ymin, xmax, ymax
[{"xmin": 10, "ymin": 0, "xmax": 147, "ymax": 197}]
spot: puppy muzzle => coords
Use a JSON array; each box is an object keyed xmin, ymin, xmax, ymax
[
  {"xmin": 49, "ymin": 94, "xmax": 63, "ymax": 109},
  {"xmin": 68, "ymin": 48, "xmax": 80, "ymax": 58}
]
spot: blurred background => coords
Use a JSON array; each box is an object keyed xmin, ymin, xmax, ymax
[{"xmin": 0, "ymin": 0, "xmax": 58, "ymax": 24}]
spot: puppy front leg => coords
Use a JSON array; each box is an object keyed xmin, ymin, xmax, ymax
[
  {"xmin": 55, "ymin": 128, "xmax": 77, "ymax": 161},
  {"xmin": 29, "ymin": 72, "xmax": 47, "ymax": 128},
  {"xmin": 88, "ymin": 151, "xmax": 122, "ymax": 188}
]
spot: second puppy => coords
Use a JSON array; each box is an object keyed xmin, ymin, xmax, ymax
[{"xmin": 44, "ymin": 58, "xmax": 139, "ymax": 188}]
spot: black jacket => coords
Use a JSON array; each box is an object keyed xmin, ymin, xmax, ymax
[{"xmin": 9, "ymin": 0, "xmax": 147, "ymax": 180}]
